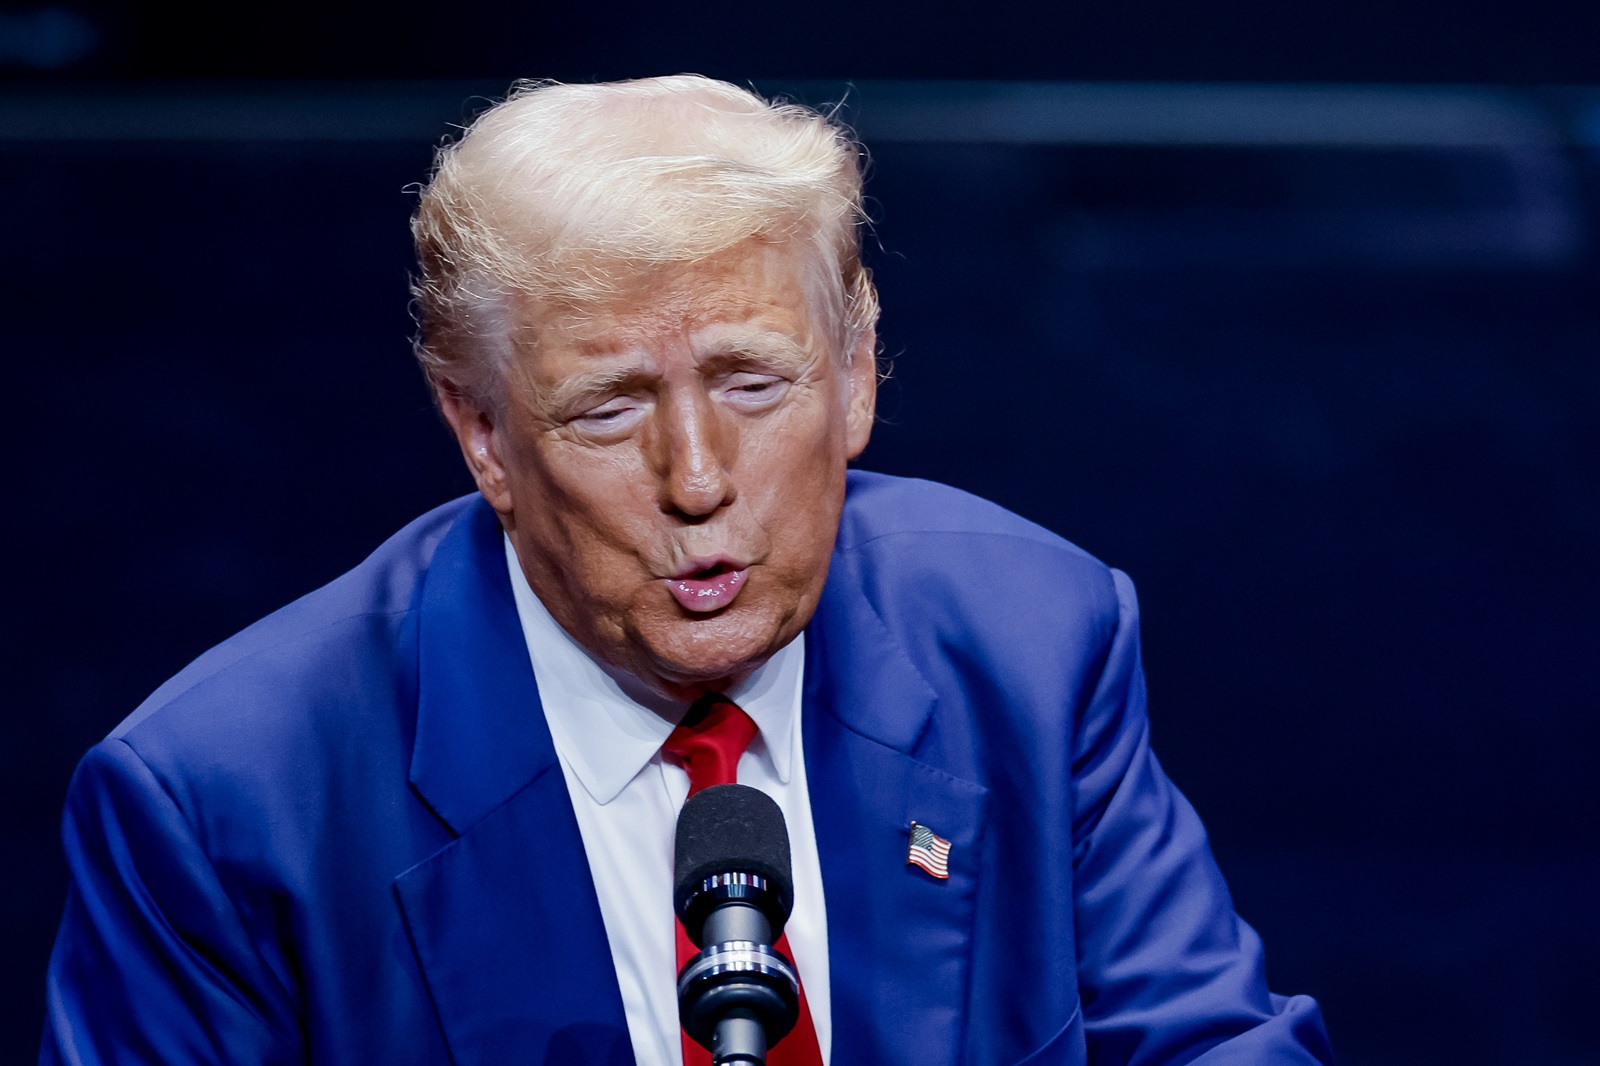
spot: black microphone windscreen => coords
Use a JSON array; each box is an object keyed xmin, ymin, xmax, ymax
[{"xmin": 673, "ymin": 783, "xmax": 794, "ymax": 923}]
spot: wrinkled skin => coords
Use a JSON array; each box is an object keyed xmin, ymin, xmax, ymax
[{"xmin": 439, "ymin": 239, "xmax": 877, "ymax": 701}]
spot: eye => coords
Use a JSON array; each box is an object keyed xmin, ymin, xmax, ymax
[
  {"xmin": 571, "ymin": 397, "xmax": 646, "ymax": 436},
  {"xmin": 720, "ymin": 372, "xmax": 788, "ymax": 409}
]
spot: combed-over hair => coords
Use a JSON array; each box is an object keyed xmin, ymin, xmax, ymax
[{"xmin": 411, "ymin": 74, "xmax": 879, "ymax": 408}]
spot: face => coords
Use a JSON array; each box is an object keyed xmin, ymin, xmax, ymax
[{"xmin": 440, "ymin": 239, "xmax": 877, "ymax": 701}]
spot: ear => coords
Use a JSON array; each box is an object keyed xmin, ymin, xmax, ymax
[
  {"xmin": 843, "ymin": 326, "xmax": 878, "ymax": 460},
  {"xmin": 435, "ymin": 383, "xmax": 514, "ymax": 519}
]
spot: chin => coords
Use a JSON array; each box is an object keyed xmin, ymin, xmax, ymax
[{"xmin": 635, "ymin": 605, "xmax": 794, "ymax": 693}]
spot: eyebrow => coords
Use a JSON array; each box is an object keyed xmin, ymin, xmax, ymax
[
  {"xmin": 538, "ymin": 329, "xmax": 814, "ymax": 413},
  {"xmin": 694, "ymin": 329, "xmax": 812, "ymax": 373},
  {"xmin": 542, "ymin": 363, "xmax": 656, "ymax": 414}
]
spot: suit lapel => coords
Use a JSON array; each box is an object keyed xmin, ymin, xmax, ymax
[
  {"xmin": 397, "ymin": 499, "xmax": 632, "ymax": 1064},
  {"xmin": 804, "ymin": 576, "xmax": 989, "ymax": 1066},
  {"xmin": 394, "ymin": 769, "xmax": 634, "ymax": 1065}
]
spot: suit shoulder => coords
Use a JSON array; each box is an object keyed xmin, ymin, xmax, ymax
[
  {"xmin": 106, "ymin": 497, "xmax": 472, "ymax": 778},
  {"xmin": 840, "ymin": 470, "xmax": 1116, "ymax": 592},
  {"xmin": 833, "ymin": 471, "xmax": 1128, "ymax": 656}
]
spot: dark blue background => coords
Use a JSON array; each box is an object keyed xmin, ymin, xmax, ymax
[{"xmin": 5, "ymin": 6, "xmax": 1599, "ymax": 1063}]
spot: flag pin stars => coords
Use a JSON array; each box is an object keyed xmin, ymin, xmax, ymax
[{"xmin": 906, "ymin": 821, "xmax": 952, "ymax": 880}]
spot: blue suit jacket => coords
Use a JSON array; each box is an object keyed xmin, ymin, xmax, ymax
[{"xmin": 43, "ymin": 472, "xmax": 1332, "ymax": 1064}]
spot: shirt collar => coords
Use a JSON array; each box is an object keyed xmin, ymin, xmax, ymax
[{"xmin": 504, "ymin": 534, "xmax": 803, "ymax": 805}]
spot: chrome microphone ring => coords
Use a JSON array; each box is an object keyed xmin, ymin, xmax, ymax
[
  {"xmin": 676, "ymin": 940, "xmax": 801, "ymax": 1047},
  {"xmin": 676, "ymin": 940, "xmax": 798, "ymax": 997},
  {"xmin": 679, "ymin": 870, "xmax": 788, "ymax": 945}
]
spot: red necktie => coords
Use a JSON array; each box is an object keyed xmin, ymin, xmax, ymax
[{"xmin": 662, "ymin": 695, "xmax": 824, "ymax": 1066}]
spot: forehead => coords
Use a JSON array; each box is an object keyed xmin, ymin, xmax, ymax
[{"xmin": 523, "ymin": 239, "xmax": 835, "ymax": 361}]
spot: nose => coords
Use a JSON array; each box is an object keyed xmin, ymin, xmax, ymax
[{"xmin": 654, "ymin": 390, "xmax": 735, "ymax": 520}]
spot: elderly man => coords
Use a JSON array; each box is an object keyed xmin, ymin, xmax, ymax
[{"xmin": 42, "ymin": 76, "xmax": 1332, "ymax": 1065}]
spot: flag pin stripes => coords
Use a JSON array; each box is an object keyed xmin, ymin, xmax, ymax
[{"xmin": 906, "ymin": 821, "xmax": 952, "ymax": 880}]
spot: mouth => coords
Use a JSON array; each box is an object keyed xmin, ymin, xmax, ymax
[{"xmin": 665, "ymin": 558, "xmax": 750, "ymax": 614}]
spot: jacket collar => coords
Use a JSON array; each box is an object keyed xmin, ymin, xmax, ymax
[
  {"xmin": 802, "ymin": 533, "xmax": 988, "ymax": 1066},
  {"xmin": 398, "ymin": 497, "xmax": 633, "ymax": 1063},
  {"xmin": 409, "ymin": 496, "xmax": 558, "ymax": 835}
]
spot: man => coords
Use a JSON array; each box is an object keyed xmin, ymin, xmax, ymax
[{"xmin": 43, "ymin": 76, "xmax": 1333, "ymax": 1064}]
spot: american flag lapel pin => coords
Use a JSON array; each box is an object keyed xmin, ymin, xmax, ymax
[{"xmin": 906, "ymin": 821, "xmax": 952, "ymax": 880}]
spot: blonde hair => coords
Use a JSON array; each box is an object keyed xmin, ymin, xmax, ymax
[{"xmin": 411, "ymin": 75, "xmax": 879, "ymax": 407}]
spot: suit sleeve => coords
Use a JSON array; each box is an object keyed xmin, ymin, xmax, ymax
[
  {"xmin": 1069, "ymin": 569, "xmax": 1334, "ymax": 1064},
  {"xmin": 41, "ymin": 739, "xmax": 303, "ymax": 1066}
]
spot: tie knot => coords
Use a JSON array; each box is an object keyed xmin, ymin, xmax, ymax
[{"xmin": 662, "ymin": 694, "xmax": 757, "ymax": 796}]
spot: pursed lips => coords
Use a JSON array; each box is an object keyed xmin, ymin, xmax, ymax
[{"xmin": 664, "ymin": 556, "xmax": 750, "ymax": 613}]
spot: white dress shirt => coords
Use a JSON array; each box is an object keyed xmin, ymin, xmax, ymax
[{"xmin": 505, "ymin": 536, "xmax": 832, "ymax": 1066}]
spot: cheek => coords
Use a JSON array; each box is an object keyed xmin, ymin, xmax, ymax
[
  {"xmin": 529, "ymin": 441, "xmax": 645, "ymax": 520},
  {"xmin": 745, "ymin": 419, "xmax": 850, "ymax": 569},
  {"xmin": 744, "ymin": 389, "xmax": 851, "ymax": 476},
  {"xmin": 516, "ymin": 449, "xmax": 657, "ymax": 567}
]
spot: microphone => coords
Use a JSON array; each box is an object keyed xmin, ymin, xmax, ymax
[{"xmin": 673, "ymin": 784, "xmax": 801, "ymax": 1065}]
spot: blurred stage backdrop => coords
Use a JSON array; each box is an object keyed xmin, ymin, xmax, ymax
[{"xmin": 4, "ymin": 5, "xmax": 1599, "ymax": 1063}]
